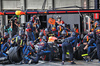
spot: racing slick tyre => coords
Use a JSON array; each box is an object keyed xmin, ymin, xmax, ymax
[
  {"xmin": 74, "ymin": 49, "xmax": 83, "ymax": 60},
  {"xmin": 8, "ymin": 46, "xmax": 22, "ymax": 63},
  {"xmin": 74, "ymin": 44, "xmax": 86, "ymax": 60}
]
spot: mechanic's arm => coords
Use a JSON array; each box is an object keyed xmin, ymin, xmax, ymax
[
  {"xmin": 47, "ymin": 43, "xmax": 51, "ymax": 49},
  {"xmin": 88, "ymin": 39, "xmax": 95, "ymax": 46},
  {"xmin": 11, "ymin": 21, "xmax": 13, "ymax": 28},
  {"xmin": 15, "ymin": 22, "xmax": 20, "ymax": 27},
  {"xmin": 23, "ymin": 47, "xmax": 28, "ymax": 56},
  {"xmin": 73, "ymin": 37, "xmax": 78, "ymax": 51},
  {"xmin": 84, "ymin": 44, "xmax": 88, "ymax": 50},
  {"xmin": 83, "ymin": 40, "xmax": 94, "ymax": 50},
  {"xmin": 25, "ymin": 23, "xmax": 27, "ymax": 28},
  {"xmin": 34, "ymin": 37, "xmax": 40, "ymax": 44},
  {"xmin": 57, "ymin": 35, "xmax": 63, "ymax": 39},
  {"xmin": 40, "ymin": 43, "xmax": 48, "ymax": 50},
  {"xmin": 65, "ymin": 28, "xmax": 70, "ymax": 32},
  {"xmin": 28, "ymin": 46, "xmax": 35, "ymax": 52},
  {"xmin": 73, "ymin": 37, "xmax": 78, "ymax": 47}
]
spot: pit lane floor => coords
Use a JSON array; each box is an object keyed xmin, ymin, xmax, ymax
[{"xmin": 0, "ymin": 59, "xmax": 100, "ymax": 66}]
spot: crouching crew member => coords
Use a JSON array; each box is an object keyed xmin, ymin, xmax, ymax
[
  {"xmin": 0, "ymin": 32, "xmax": 9, "ymax": 50},
  {"xmin": 57, "ymin": 30, "xmax": 70, "ymax": 39},
  {"xmin": 33, "ymin": 36, "xmax": 51, "ymax": 63},
  {"xmin": 1, "ymin": 38, "xmax": 11, "ymax": 53},
  {"xmin": 21, "ymin": 41, "xmax": 35, "ymax": 64}
]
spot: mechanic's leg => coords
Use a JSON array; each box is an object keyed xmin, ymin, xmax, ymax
[
  {"xmin": 28, "ymin": 32, "xmax": 33, "ymax": 41},
  {"xmin": 1, "ymin": 44, "xmax": 6, "ymax": 52},
  {"xmin": 0, "ymin": 51, "xmax": 7, "ymax": 57},
  {"xmin": 96, "ymin": 44, "xmax": 100, "ymax": 61},
  {"xmin": 24, "ymin": 57, "xmax": 31, "ymax": 64},
  {"xmin": 68, "ymin": 44, "xmax": 73, "ymax": 61},
  {"xmin": 1, "ymin": 44, "xmax": 3, "ymax": 51},
  {"xmin": 88, "ymin": 46, "xmax": 96, "ymax": 56},
  {"xmin": 89, "ymin": 47, "xmax": 96, "ymax": 60},
  {"xmin": 20, "ymin": 50, "xmax": 30, "ymax": 64},
  {"xmin": 67, "ymin": 44, "xmax": 76, "ymax": 64},
  {"xmin": 12, "ymin": 31, "xmax": 16, "ymax": 37},
  {"xmin": 2, "ymin": 43, "xmax": 9, "ymax": 52},
  {"xmin": 62, "ymin": 42, "xmax": 66, "ymax": 62},
  {"xmin": 43, "ymin": 50, "xmax": 52, "ymax": 61},
  {"xmin": 88, "ymin": 46, "xmax": 91, "ymax": 55},
  {"xmin": 34, "ymin": 51, "xmax": 44, "ymax": 63},
  {"xmin": 27, "ymin": 32, "xmax": 31, "ymax": 41},
  {"xmin": 0, "ymin": 52, "xmax": 3, "ymax": 57},
  {"xmin": 32, "ymin": 32, "xmax": 35, "ymax": 41},
  {"xmin": 23, "ymin": 45, "xmax": 27, "ymax": 54},
  {"xmin": 49, "ymin": 49, "xmax": 53, "ymax": 61},
  {"xmin": 30, "ymin": 32, "xmax": 33, "ymax": 41}
]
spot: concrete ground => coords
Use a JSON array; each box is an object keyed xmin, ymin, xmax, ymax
[{"xmin": 0, "ymin": 59, "xmax": 100, "ymax": 66}]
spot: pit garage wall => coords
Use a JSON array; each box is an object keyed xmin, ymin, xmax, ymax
[
  {"xmin": 2, "ymin": 0, "xmax": 82, "ymax": 10},
  {"xmin": 2, "ymin": 0, "xmax": 94, "ymax": 10},
  {"xmin": 2, "ymin": 0, "xmax": 21, "ymax": 10},
  {"xmin": 47, "ymin": 14, "xmax": 80, "ymax": 32}
]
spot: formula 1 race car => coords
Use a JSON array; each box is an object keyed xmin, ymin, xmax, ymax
[{"xmin": 34, "ymin": 36, "xmax": 70, "ymax": 61}]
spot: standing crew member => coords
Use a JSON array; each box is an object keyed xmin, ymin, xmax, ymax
[
  {"xmin": 56, "ymin": 16, "xmax": 64, "ymax": 25},
  {"xmin": 94, "ymin": 22, "xmax": 100, "ymax": 63},
  {"xmin": 11, "ymin": 17, "xmax": 20, "ymax": 37},
  {"xmin": 62, "ymin": 32, "xmax": 78, "ymax": 65},
  {"xmin": 25, "ymin": 21, "xmax": 33, "ymax": 41}
]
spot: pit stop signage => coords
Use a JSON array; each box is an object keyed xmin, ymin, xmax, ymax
[{"xmin": 94, "ymin": 13, "xmax": 99, "ymax": 19}]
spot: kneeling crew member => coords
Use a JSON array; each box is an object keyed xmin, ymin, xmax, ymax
[{"xmin": 34, "ymin": 36, "xmax": 51, "ymax": 63}]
